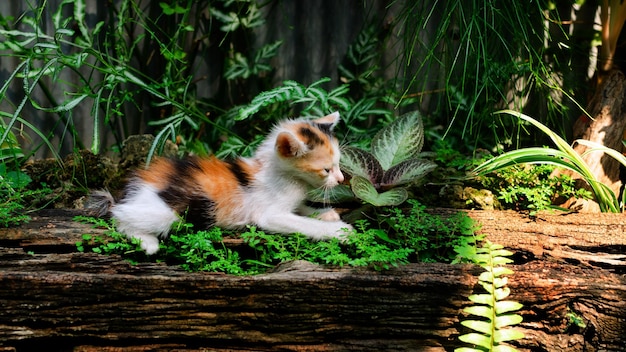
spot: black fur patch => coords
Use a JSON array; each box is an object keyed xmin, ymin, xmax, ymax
[
  {"xmin": 299, "ymin": 126, "xmax": 324, "ymax": 148},
  {"xmin": 158, "ymin": 157, "xmax": 216, "ymax": 230},
  {"xmin": 226, "ymin": 159, "xmax": 252, "ymax": 187},
  {"xmin": 314, "ymin": 122, "xmax": 334, "ymax": 136}
]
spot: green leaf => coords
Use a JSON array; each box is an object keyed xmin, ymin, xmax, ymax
[
  {"xmin": 380, "ymin": 158, "xmax": 437, "ymax": 188},
  {"xmin": 494, "ymin": 287, "xmax": 511, "ymax": 301},
  {"xmin": 464, "ymin": 305, "xmax": 493, "ymax": 319},
  {"xmin": 492, "ymin": 345, "xmax": 522, "ymax": 352},
  {"xmin": 458, "ymin": 332, "xmax": 491, "ymax": 349},
  {"xmin": 468, "ymin": 293, "xmax": 494, "ymax": 306},
  {"xmin": 340, "ymin": 146, "xmax": 384, "ymax": 184},
  {"xmin": 371, "ymin": 111, "xmax": 425, "ymax": 170},
  {"xmin": 461, "ymin": 319, "xmax": 493, "ymax": 335},
  {"xmin": 350, "ymin": 176, "xmax": 408, "ymax": 206},
  {"xmin": 495, "ymin": 300, "xmax": 523, "ymax": 314},
  {"xmin": 495, "ymin": 314, "xmax": 523, "ymax": 329},
  {"xmin": 494, "ymin": 328, "xmax": 525, "ymax": 343}
]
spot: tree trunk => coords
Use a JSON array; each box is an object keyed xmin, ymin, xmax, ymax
[
  {"xmin": 1, "ymin": 209, "xmax": 626, "ymax": 351},
  {"xmin": 560, "ymin": 69, "xmax": 626, "ymax": 212}
]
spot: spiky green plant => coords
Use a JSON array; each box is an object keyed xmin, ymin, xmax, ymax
[
  {"xmin": 456, "ymin": 241, "xmax": 524, "ymax": 352},
  {"xmin": 472, "ymin": 110, "xmax": 619, "ymax": 212}
]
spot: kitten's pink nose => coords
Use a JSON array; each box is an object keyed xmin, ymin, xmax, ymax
[{"xmin": 335, "ymin": 169, "xmax": 344, "ymax": 183}]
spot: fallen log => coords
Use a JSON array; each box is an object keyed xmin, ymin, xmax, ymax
[{"xmin": 0, "ymin": 209, "xmax": 625, "ymax": 351}]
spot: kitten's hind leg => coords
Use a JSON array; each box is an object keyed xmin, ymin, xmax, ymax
[{"xmin": 111, "ymin": 182, "xmax": 179, "ymax": 255}]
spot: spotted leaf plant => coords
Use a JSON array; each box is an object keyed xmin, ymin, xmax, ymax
[{"xmin": 339, "ymin": 111, "xmax": 437, "ymax": 206}]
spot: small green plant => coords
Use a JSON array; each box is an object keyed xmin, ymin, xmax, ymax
[
  {"xmin": 73, "ymin": 200, "xmax": 477, "ymax": 274},
  {"xmin": 0, "ymin": 164, "xmax": 52, "ymax": 227},
  {"xmin": 473, "ymin": 110, "xmax": 622, "ymax": 212},
  {"xmin": 456, "ymin": 241, "xmax": 524, "ymax": 352},
  {"xmin": 478, "ymin": 163, "xmax": 592, "ymax": 214},
  {"xmin": 339, "ymin": 111, "xmax": 437, "ymax": 206}
]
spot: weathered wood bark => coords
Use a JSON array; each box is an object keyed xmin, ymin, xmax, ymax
[
  {"xmin": 1, "ymin": 209, "xmax": 626, "ymax": 351},
  {"xmin": 560, "ymin": 69, "xmax": 626, "ymax": 212}
]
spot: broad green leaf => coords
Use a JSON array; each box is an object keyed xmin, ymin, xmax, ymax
[
  {"xmin": 495, "ymin": 300, "xmax": 523, "ymax": 314},
  {"xmin": 380, "ymin": 158, "xmax": 437, "ymax": 188},
  {"xmin": 492, "ymin": 256, "xmax": 514, "ymax": 266},
  {"xmin": 350, "ymin": 176, "xmax": 408, "ymax": 206},
  {"xmin": 461, "ymin": 319, "xmax": 493, "ymax": 335},
  {"xmin": 495, "ymin": 314, "xmax": 523, "ymax": 329},
  {"xmin": 340, "ymin": 146, "xmax": 384, "ymax": 184},
  {"xmin": 307, "ymin": 184, "xmax": 355, "ymax": 204},
  {"xmin": 493, "ymin": 277, "xmax": 509, "ymax": 289},
  {"xmin": 458, "ymin": 332, "xmax": 491, "ymax": 349},
  {"xmin": 494, "ymin": 328, "xmax": 525, "ymax": 343},
  {"xmin": 371, "ymin": 111, "xmax": 425, "ymax": 170},
  {"xmin": 464, "ymin": 305, "xmax": 493, "ymax": 319},
  {"xmin": 479, "ymin": 271, "xmax": 495, "ymax": 283}
]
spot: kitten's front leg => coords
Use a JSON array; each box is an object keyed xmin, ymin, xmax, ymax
[
  {"xmin": 258, "ymin": 212, "xmax": 353, "ymax": 241},
  {"xmin": 297, "ymin": 204, "xmax": 341, "ymax": 221}
]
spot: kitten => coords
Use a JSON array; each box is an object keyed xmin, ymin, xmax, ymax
[{"xmin": 89, "ymin": 112, "xmax": 353, "ymax": 254}]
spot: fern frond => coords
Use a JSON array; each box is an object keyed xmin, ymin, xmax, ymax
[{"xmin": 455, "ymin": 241, "xmax": 524, "ymax": 352}]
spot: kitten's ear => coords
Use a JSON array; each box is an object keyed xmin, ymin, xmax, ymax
[
  {"xmin": 276, "ymin": 131, "xmax": 307, "ymax": 158},
  {"xmin": 312, "ymin": 111, "xmax": 340, "ymax": 131}
]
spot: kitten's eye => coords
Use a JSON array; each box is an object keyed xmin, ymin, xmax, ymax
[{"xmin": 323, "ymin": 168, "xmax": 331, "ymax": 174}]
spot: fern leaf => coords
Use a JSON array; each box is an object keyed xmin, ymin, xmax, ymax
[
  {"xmin": 460, "ymin": 319, "xmax": 493, "ymax": 335},
  {"xmin": 495, "ymin": 300, "xmax": 524, "ymax": 314},
  {"xmin": 494, "ymin": 328, "xmax": 525, "ymax": 343},
  {"xmin": 468, "ymin": 293, "xmax": 493, "ymax": 305},
  {"xmin": 494, "ymin": 287, "xmax": 511, "ymax": 301},
  {"xmin": 493, "ymin": 345, "xmax": 522, "ymax": 352},
  {"xmin": 464, "ymin": 305, "xmax": 493, "ymax": 319},
  {"xmin": 495, "ymin": 314, "xmax": 523, "ymax": 329},
  {"xmin": 458, "ymin": 332, "xmax": 491, "ymax": 349}
]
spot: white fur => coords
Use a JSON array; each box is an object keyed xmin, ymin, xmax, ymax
[
  {"xmin": 106, "ymin": 114, "xmax": 353, "ymax": 254},
  {"xmin": 110, "ymin": 183, "xmax": 178, "ymax": 255}
]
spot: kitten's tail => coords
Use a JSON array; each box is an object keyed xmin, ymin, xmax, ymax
[{"xmin": 85, "ymin": 189, "xmax": 116, "ymax": 217}]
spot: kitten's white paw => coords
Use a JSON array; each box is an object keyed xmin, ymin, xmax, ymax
[
  {"xmin": 325, "ymin": 222, "xmax": 353, "ymax": 242},
  {"xmin": 318, "ymin": 209, "xmax": 341, "ymax": 222},
  {"xmin": 130, "ymin": 233, "xmax": 160, "ymax": 255}
]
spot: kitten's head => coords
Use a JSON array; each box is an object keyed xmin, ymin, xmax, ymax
[{"xmin": 274, "ymin": 111, "xmax": 344, "ymax": 189}]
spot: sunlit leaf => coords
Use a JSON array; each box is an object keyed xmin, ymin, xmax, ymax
[
  {"xmin": 380, "ymin": 158, "xmax": 437, "ymax": 188},
  {"xmin": 464, "ymin": 305, "xmax": 493, "ymax": 319},
  {"xmin": 371, "ymin": 110, "xmax": 425, "ymax": 170},
  {"xmin": 494, "ymin": 328, "xmax": 525, "ymax": 343},
  {"xmin": 461, "ymin": 319, "xmax": 493, "ymax": 335},
  {"xmin": 458, "ymin": 332, "xmax": 491, "ymax": 349},
  {"xmin": 495, "ymin": 300, "xmax": 523, "ymax": 314},
  {"xmin": 495, "ymin": 314, "xmax": 523, "ymax": 329}
]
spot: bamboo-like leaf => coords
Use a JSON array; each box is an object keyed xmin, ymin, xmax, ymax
[
  {"xmin": 371, "ymin": 111, "xmax": 425, "ymax": 170},
  {"xmin": 380, "ymin": 158, "xmax": 437, "ymax": 188},
  {"xmin": 495, "ymin": 300, "xmax": 523, "ymax": 314},
  {"xmin": 495, "ymin": 314, "xmax": 523, "ymax": 329},
  {"xmin": 458, "ymin": 332, "xmax": 492, "ymax": 349},
  {"xmin": 350, "ymin": 176, "xmax": 407, "ymax": 206},
  {"xmin": 494, "ymin": 328, "xmax": 525, "ymax": 343},
  {"xmin": 577, "ymin": 139, "xmax": 626, "ymax": 169},
  {"xmin": 340, "ymin": 146, "xmax": 384, "ymax": 184},
  {"xmin": 461, "ymin": 320, "xmax": 493, "ymax": 335}
]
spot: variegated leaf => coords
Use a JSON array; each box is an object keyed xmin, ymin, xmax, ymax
[
  {"xmin": 371, "ymin": 110, "xmax": 425, "ymax": 170},
  {"xmin": 350, "ymin": 176, "xmax": 408, "ymax": 206},
  {"xmin": 340, "ymin": 146, "xmax": 384, "ymax": 184},
  {"xmin": 380, "ymin": 158, "xmax": 437, "ymax": 188}
]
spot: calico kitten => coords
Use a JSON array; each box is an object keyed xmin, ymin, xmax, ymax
[{"xmin": 90, "ymin": 112, "xmax": 353, "ymax": 254}]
